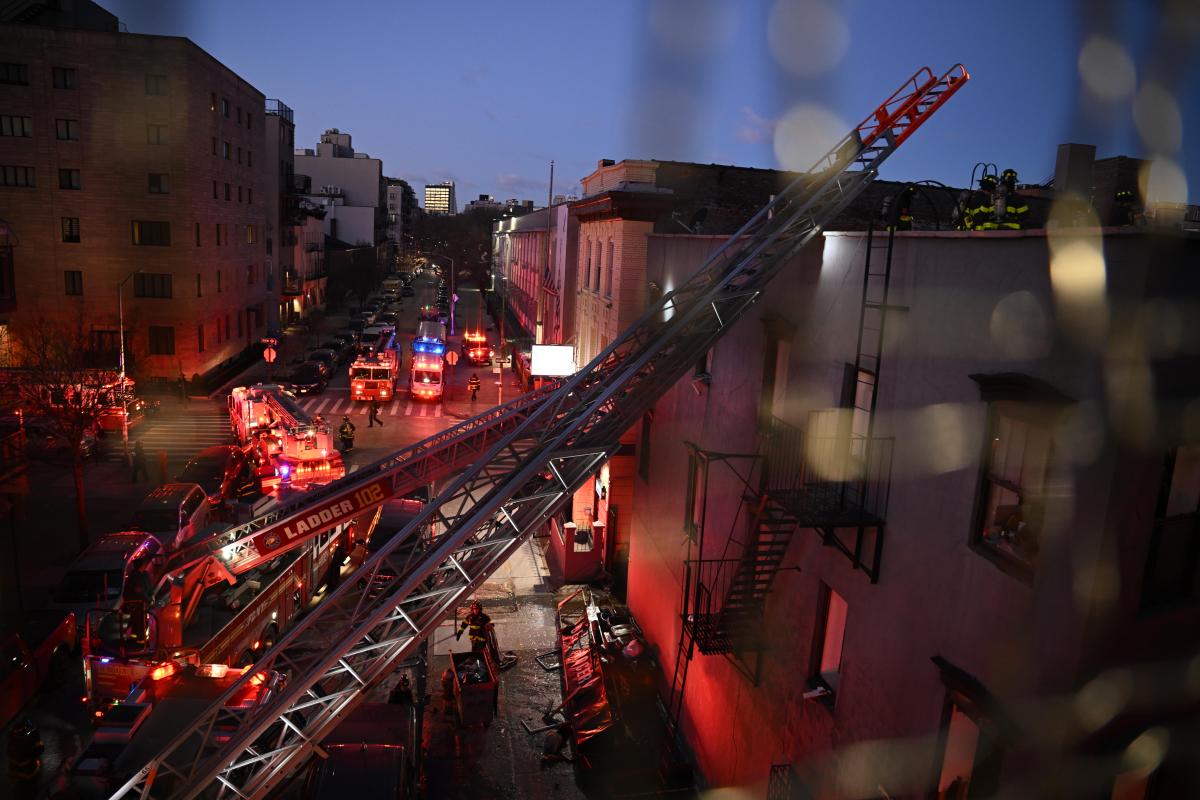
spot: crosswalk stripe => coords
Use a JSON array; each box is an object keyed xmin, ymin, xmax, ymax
[
  {"xmin": 404, "ymin": 402, "xmax": 413, "ymax": 416},
  {"xmin": 389, "ymin": 400, "xmax": 400, "ymax": 416},
  {"xmin": 315, "ymin": 398, "xmax": 330, "ymax": 413},
  {"xmin": 327, "ymin": 399, "xmax": 342, "ymax": 415},
  {"xmin": 434, "ymin": 404, "xmax": 443, "ymax": 418}
]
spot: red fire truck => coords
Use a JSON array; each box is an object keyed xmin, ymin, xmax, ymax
[
  {"xmin": 461, "ymin": 331, "xmax": 493, "ymax": 366},
  {"xmin": 230, "ymin": 384, "xmax": 345, "ymax": 491},
  {"xmin": 81, "ymin": 500, "xmax": 379, "ymax": 714},
  {"xmin": 409, "ymin": 352, "xmax": 444, "ymax": 402},
  {"xmin": 350, "ymin": 328, "xmax": 399, "ymax": 402}
]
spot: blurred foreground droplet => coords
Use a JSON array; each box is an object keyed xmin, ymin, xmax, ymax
[
  {"xmin": 767, "ymin": 0, "xmax": 849, "ymax": 77},
  {"xmin": 1077, "ymin": 36, "xmax": 1137, "ymax": 101},
  {"xmin": 774, "ymin": 103, "xmax": 847, "ymax": 172}
]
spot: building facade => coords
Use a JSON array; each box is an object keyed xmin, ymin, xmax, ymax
[
  {"xmin": 423, "ymin": 180, "xmax": 456, "ymax": 215},
  {"xmin": 0, "ymin": 7, "xmax": 270, "ymax": 382},
  {"xmin": 384, "ymin": 177, "xmax": 416, "ymax": 268},
  {"xmin": 264, "ymin": 98, "xmax": 296, "ymax": 332},
  {"xmin": 294, "ymin": 128, "xmax": 384, "ymax": 248},
  {"xmin": 491, "ymin": 203, "xmax": 578, "ymax": 349},
  {"xmin": 283, "ymin": 202, "xmax": 326, "ymax": 323}
]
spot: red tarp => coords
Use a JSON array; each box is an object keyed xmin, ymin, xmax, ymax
[{"xmin": 559, "ymin": 617, "xmax": 614, "ymax": 746}]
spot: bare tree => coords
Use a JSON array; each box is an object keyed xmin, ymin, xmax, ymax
[{"xmin": 12, "ymin": 322, "xmax": 117, "ymax": 552}]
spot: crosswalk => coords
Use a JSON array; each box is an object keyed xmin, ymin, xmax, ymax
[
  {"xmin": 105, "ymin": 406, "xmax": 235, "ymax": 463},
  {"xmin": 296, "ymin": 396, "xmax": 444, "ymax": 418}
]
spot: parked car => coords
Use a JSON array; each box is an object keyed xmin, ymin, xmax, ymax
[
  {"xmin": 129, "ymin": 482, "xmax": 212, "ymax": 549},
  {"xmin": 400, "ymin": 284, "xmax": 415, "ymax": 298},
  {"xmin": 377, "ymin": 311, "xmax": 398, "ymax": 326},
  {"xmin": 51, "ymin": 532, "xmax": 161, "ymax": 626},
  {"xmin": 1, "ymin": 610, "xmax": 77, "ymax": 728},
  {"xmin": 176, "ymin": 445, "xmax": 251, "ymax": 508},
  {"xmin": 291, "ymin": 361, "xmax": 328, "ymax": 395},
  {"xmin": 360, "ymin": 309, "xmax": 378, "ymax": 326},
  {"xmin": 320, "ymin": 339, "xmax": 354, "ymax": 364},
  {"xmin": 306, "ymin": 349, "xmax": 340, "ymax": 378}
]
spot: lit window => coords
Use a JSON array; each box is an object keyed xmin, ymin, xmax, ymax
[
  {"xmin": 936, "ymin": 704, "xmax": 981, "ymax": 799},
  {"xmin": 974, "ymin": 404, "xmax": 1051, "ymax": 571},
  {"xmin": 811, "ymin": 584, "xmax": 847, "ymax": 695}
]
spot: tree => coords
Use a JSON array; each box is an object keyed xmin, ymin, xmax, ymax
[{"xmin": 12, "ymin": 322, "xmax": 117, "ymax": 552}]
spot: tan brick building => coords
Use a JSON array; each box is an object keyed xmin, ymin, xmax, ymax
[{"xmin": 0, "ymin": 5, "xmax": 269, "ymax": 383}]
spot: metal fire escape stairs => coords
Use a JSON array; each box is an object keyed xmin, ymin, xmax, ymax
[{"xmin": 108, "ymin": 63, "xmax": 967, "ymax": 800}]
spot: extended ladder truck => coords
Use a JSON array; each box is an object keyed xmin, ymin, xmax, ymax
[
  {"xmin": 229, "ymin": 384, "xmax": 346, "ymax": 491},
  {"xmin": 105, "ymin": 64, "xmax": 968, "ymax": 799}
]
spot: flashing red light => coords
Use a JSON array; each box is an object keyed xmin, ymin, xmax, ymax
[
  {"xmin": 150, "ymin": 662, "xmax": 178, "ymax": 681},
  {"xmin": 252, "ymin": 640, "xmax": 261, "ymax": 650},
  {"xmin": 249, "ymin": 671, "xmax": 267, "ymax": 687}
]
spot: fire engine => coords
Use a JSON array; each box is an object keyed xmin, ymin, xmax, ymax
[
  {"xmin": 409, "ymin": 352, "xmax": 444, "ymax": 402},
  {"xmin": 229, "ymin": 384, "xmax": 345, "ymax": 490},
  {"xmin": 81, "ymin": 498, "xmax": 378, "ymax": 713},
  {"xmin": 350, "ymin": 328, "xmax": 399, "ymax": 402},
  {"xmin": 462, "ymin": 330, "xmax": 493, "ymax": 366}
]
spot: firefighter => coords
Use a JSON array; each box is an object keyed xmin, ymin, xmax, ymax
[
  {"xmin": 456, "ymin": 600, "xmax": 497, "ymax": 661},
  {"xmin": 467, "ymin": 372, "xmax": 481, "ymax": 401},
  {"xmin": 368, "ymin": 398, "xmax": 384, "ymax": 428},
  {"xmin": 884, "ymin": 185, "xmax": 914, "ymax": 231},
  {"xmin": 7, "ymin": 719, "xmax": 44, "ymax": 800},
  {"xmin": 996, "ymin": 168, "xmax": 1029, "ymax": 230},
  {"xmin": 1111, "ymin": 189, "xmax": 1142, "ymax": 226},
  {"xmin": 131, "ymin": 440, "xmax": 149, "ymax": 482},
  {"xmin": 338, "ymin": 415, "xmax": 356, "ymax": 452},
  {"xmin": 958, "ymin": 174, "xmax": 997, "ymax": 230}
]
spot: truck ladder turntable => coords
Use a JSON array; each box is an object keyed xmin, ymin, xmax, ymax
[{"xmin": 110, "ymin": 63, "xmax": 968, "ymax": 800}]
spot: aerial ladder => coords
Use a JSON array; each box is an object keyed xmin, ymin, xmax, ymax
[{"xmin": 108, "ymin": 64, "xmax": 968, "ymax": 800}]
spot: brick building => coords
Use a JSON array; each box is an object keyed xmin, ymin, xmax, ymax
[
  {"xmin": 492, "ymin": 203, "xmax": 578, "ymax": 348},
  {"xmin": 264, "ymin": 98, "xmax": 296, "ymax": 331},
  {"xmin": 0, "ymin": 3, "xmax": 270, "ymax": 383}
]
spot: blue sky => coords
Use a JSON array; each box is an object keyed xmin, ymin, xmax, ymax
[{"xmin": 109, "ymin": 0, "xmax": 1199, "ymax": 205}]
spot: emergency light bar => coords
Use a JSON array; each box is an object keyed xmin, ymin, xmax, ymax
[{"xmin": 412, "ymin": 337, "xmax": 446, "ymax": 356}]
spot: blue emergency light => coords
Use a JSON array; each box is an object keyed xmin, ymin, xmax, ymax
[{"xmin": 411, "ymin": 338, "xmax": 446, "ymax": 356}]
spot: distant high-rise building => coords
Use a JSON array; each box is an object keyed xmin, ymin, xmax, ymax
[
  {"xmin": 424, "ymin": 181, "xmax": 456, "ymax": 215},
  {"xmin": 464, "ymin": 194, "xmax": 503, "ymax": 214}
]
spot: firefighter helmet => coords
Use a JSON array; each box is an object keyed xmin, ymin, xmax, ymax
[
  {"xmin": 979, "ymin": 174, "xmax": 997, "ymax": 190},
  {"xmin": 1001, "ymin": 168, "xmax": 1018, "ymax": 185},
  {"xmin": 469, "ymin": 600, "xmax": 482, "ymax": 613}
]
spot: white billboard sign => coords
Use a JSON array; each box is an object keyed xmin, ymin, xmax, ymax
[{"xmin": 531, "ymin": 345, "xmax": 577, "ymax": 377}]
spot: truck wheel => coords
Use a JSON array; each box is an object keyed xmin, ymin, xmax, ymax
[{"xmin": 49, "ymin": 646, "xmax": 75, "ymax": 687}]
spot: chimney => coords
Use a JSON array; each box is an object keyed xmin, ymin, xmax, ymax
[
  {"xmin": 599, "ymin": 159, "xmax": 615, "ymax": 169},
  {"xmin": 1054, "ymin": 143, "xmax": 1096, "ymax": 200}
]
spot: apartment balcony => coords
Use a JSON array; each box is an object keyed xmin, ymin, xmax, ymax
[
  {"xmin": 281, "ymin": 273, "xmax": 303, "ymax": 296},
  {"xmin": 265, "ymin": 98, "xmax": 293, "ymax": 123},
  {"xmin": 760, "ymin": 413, "xmax": 894, "ymax": 582}
]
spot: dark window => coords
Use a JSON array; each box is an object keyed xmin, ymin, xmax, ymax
[
  {"xmin": 247, "ymin": 188, "xmax": 253, "ymax": 204},
  {"xmin": 246, "ymin": 263, "xmax": 255, "ymax": 284},
  {"xmin": 246, "ymin": 112, "xmax": 252, "ymax": 130},
  {"xmin": 55, "ymin": 119, "xmax": 80, "ymax": 140},
  {"xmin": 195, "ymin": 222, "xmax": 200, "ymax": 247},
  {"xmin": 0, "ymin": 116, "xmax": 32, "ymax": 137},
  {"xmin": 224, "ymin": 183, "xmax": 231, "ymax": 201},
  {"xmin": 637, "ymin": 412, "xmax": 652, "ymax": 482},
  {"xmin": 216, "ymin": 269, "xmax": 222, "ymax": 292},
  {"xmin": 196, "ymin": 273, "xmax": 202, "ymax": 296},
  {"xmin": 145, "ymin": 74, "xmax": 167, "ymax": 95},
  {"xmin": 215, "ymin": 224, "xmax": 222, "ymax": 247},
  {"xmin": 210, "ymin": 92, "xmax": 217, "ymax": 112},
  {"xmin": 130, "ymin": 221, "xmax": 171, "ymax": 247},
  {"xmin": 133, "ymin": 272, "xmax": 172, "ymax": 298},
  {"xmin": 223, "ymin": 141, "xmax": 231, "ymax": 160},
  {"xmin": 973, "ymin": 403, "xmax": 1050, "ymax": 573},
  {"xmin": 61, "ymin": 217, "xmax": 80, "ymax": 243},
  {"xmin": 604, "ymin": 241, "xmax": 614, "ymax": 297},
  {"xmin": 148, "ymin": 326, "xmax": 175, "ymax": 355},
  {"xmin": 0, "ymin": 166, "xmax": 35, "ymax": 187},
  {"xmin": 247, "ymin": 150, "xmax": 252, "ymax": 167},
  {"xmin": 237, "ymin": 146, "xmax": 242, "ymax": 164},
  {"xmin": 224, "ymin": 315, "xmax": 230, "ymax": 340},
  {"xmin": 148, "ymin": 173, "xmax": 169, "ymax": 194},
  {"xmin": 237, "ymin": 186, "xmax": 242, "ymax": 203},
  {"xmin": 236, "ymin": 311, "xmax": 243, "ymax": 338},
  {"xmin": 593, "ymin": 242, "xmax": 602, "ymax": 292},
  {"xmin": 196, "ymin": 324, "xmax": 205, "ymax": 353},
  {"xmin": 0, "ymin": 63, "xmax": 29, "ymax": 85},
  {"xmin": 810, "ymin": 583, "xmax": 847, "ymax": 696},
  {"xmin": 146, "ymin": 124, "xmax": 167, "ymax": 145},
  {"xmin": 58, "ymin": 169, "xmax": 80, "ymax": 189},
  {"xmin": 221, "ymin": 98, "xmax": 230, "ymax": 117},
  {"xmin": 212, "ymin": 180, "xmax": 217, "ymax": 199},
  {"xmin": 64, "ymin": 270, "xmax": 83, "ymax": 296},
  {"xmin": 236, "ymin": 106, "xmax": 242, "ymax": 123},
  {"xmin": 52, "ymin": 67, "xmax": 77, "ymax": 89},
  {"xmin": 211, "ymin": 137, "xmax": 217, "ymax": 156},
  {"xmin": 1141, "ymin": 445, "xmax": 1200, "ymax": 609}
]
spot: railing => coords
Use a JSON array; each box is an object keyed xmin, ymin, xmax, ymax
[
  {"xmin": 682, "ymin": 556, "xmax": 763, "ymax": 654},
  {"xmin": 760, "ymin": 415, "xmax": 805, "ymax": 493},
  {"xmin": 265, "ymin": 99, "xmax": 293, "ymax": 122}
]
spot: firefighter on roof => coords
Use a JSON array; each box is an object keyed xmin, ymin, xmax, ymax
[
  {"xmin": 884, "ymin": 185, "xmax": 915, "ymax": 232},
  {"xmin": 959, "ymin": 174, "xmax": 998, "ymax": 230},
  {"xmin": 456, "ymin": 600, "xmax": 497, "ymax": 662},
  {"xmin": 996, "ymin": 168, "xmax": 1029, "ymax": 229}
]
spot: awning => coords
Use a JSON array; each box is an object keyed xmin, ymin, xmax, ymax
[{"xmin": 560, "ymin": 617, "xmax": 614, "ymax": 746}]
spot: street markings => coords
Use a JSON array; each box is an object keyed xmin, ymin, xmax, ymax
[{"xmin": 107, "ymin": 406, "xmax": 233, "ymax": 462}]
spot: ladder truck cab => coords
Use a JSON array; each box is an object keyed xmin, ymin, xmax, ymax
[
  {"xmin": 350, "ymin": 328, "xmax": 399, "ymax": 402},
  {"xmin": 70, "ymin": 663, "xmax": 282, "ymax": 794},
  {"xmin": 409, "ymin": 352, "xmax": 444, "ymax": 402},
  {"xmin": 462, "ymin": 330, "xmax": 493, "ymax": 366},
  {"xmin": 228, "ymin": 384, "xmax": 274, "ymax": 445},
  {"xmin": 358, "ymin": 325, "xmax": 396, "ymax": 359},
  {"xmin": 231, "ymin": 384, "xmax": 346, "ymax": 491},
  {"xmin": 82, "ymin": 498, "xmax": 379, "ymax": 714},
  {"xmin": 412, "ymin": 321, "xmax": 447, "ymax": 358}
]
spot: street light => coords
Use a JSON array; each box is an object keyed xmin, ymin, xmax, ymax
[
  {"xmin": 117, "ymin": 270, "xmax": 141, "ymax": 465},
  {"xmin": 426, "ymin": 252, "xmax": 456, "ymax": 335}
]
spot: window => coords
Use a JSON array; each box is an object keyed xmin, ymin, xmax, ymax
[
  {"xmin": 58, "ymin": 169, "xmax": 80, "ymax": 189},
  {"xmin": 247, "ymin": 150, "xmax": 252, "ymax": 167},
  {"xmin": 223, "ymin": 141, "xmax": 231, "ymax": 160},
  {"xmin": 210, "ymin": 92, "xmax": 217, "ymax": 112},
  {"xmin": 237, "ymin": 186, "xmax": 242, "ymax": 202},
  {"xmin": 0, "ymin": 166, "xmax": 35, "ymax": 187},
  {"xmin": 973, "ymin": 404, "xmax": 1051, "ymax": 572},
  {"xmin": 61, "ymin": 217, "xmax": 80, "ymax": 243},
  {"xmin": 52, "ymin": 67, "xmax": 77, "ymax": 89},
  {"xmin": 144, "ymin": 74, "xmax": 167, "ymax": 95},
  {"xmin": 637, "ymin": 411, "xmax": 652, "ymax": 482},
  {"xmin": 64, "ymin": 270, "xmax": 83, "ymax": 296},
  {"xmin": 221, "ymin": 98, "xmax": 229, "ymax": 117},
  {"xmin": 937, "ymin": 703, "xmax": 983, "ymax": 798},
  {"xmin": 224, "ymin": 315, "xmax": 230, "ymax": 340},
  {"xmin": 215, "ymin": 224, "xmax": 222, "ymax": 247},
  {"xmin": 0, "ymin": 63, "xmax": 29, "ymax": 85},
  {"xmin": 247, "ymin": 188, "xmax": 253, "ymax": 204},
  {"xmin": 146, "ymin": 124, "xmax": 167, "ymax": 145},
  {"xmin": 196, "ymin": 273, "xmax": 202, "ymax": 296},
  {"xmin": 131, "ymin": 221, "xmax": 171, "ymax": 247},
  {"xmin": 224, "ymin": 183, "xmax": 231, "ymax": 201},
  {"xmin": 216, "ymin": 269, "xmax": 222, "ymax": 292},
  {"xmin": 237, "ymin": 311, "xmax": 243, "ymax": 337},
  {"xmin": 0, "ymin": 116, "xmax": 32, "ymax": 137},
  {"xmin": 212, "ymin": 180, "xmax": 218, "ymax": 200},
  {"xmin": 1141, "ymin": 445, "xmax": 1200, "ymax": 609},
  {"xmin": 148, "ymin": 326, "xmax": 175, "ymax": 355},
  {"xmin": 604, "ymin": 241, "xmax": 614, "ymax": 297},
  {"xmin": 246, "ymin": 112, "xmax": 252, "ymax": 130},
  {"xmin": 196, "ymin": 324, "xmax": 205, "ymax": 353},
  {"xmin": 683, "ymin": 449, "xmax": 707, "ymax": 542},
  {"xmin": 55, "ymin": 119, "xmax": 80, "ymax": 140},
  {"xmin": 810, "ymin": 584, "xmax": 847, "ymax": 697},
  {"xmin": 582, "ymin": 240, "xmax": 591, "ymax": 290},
  {"xmin": 148, "ymin": 173, "xmax": 169, "ymax": 194},
  {"xmin": 237, "ymin": 146, "xmax": 242, "ymax": 164},
  {"xmin": 246, "ymin": 224, "xmax": 257, "ymax": 245},
  {"xmin": 133, "ymin": 272, "xmax": 172, "ymax": 298},
  {"xmin": 211, "ymin": 137, "xmax": 217, "ymax": 156},
  {"xmin": 930, "ymin": 658, "xmax": 1007, "ymax": 800}
]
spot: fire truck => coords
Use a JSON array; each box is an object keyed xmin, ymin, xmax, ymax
[
  {"xmin": 229, "ymin": 384, "xmax": 345, "ymax": 490},
  {"xmin": 409, "ymin": 352, "xmax": 444, "ymax": 402},
  {"xmin": 350, "ymin": 328, "xmax": 399, "ymax": 402},
  {"xmin": 462, "ymin": 330, "xmax": 493, "ymax": 366},
  {"xmin": 81, "ymin": 497, "xmax": 379, "ymax": 713}
]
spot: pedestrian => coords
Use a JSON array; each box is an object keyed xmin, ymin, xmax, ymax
[
  {"xmin": 467, "ymin": 372, "xmax": 481, "ymax": 402},
  {"xmin": 338, "ymin": 415, "xmax": 356, "ymax": 452},
  {"xmin": 131, "ymin": 440, "xmax": 149, "ymax": 482},
  {"xmin": 6, "ymin": 719, "xmax": 44, "ymax": 800},
  {"xmin": 368, "ymin": 398, "xmax": 383, "ymax": 428},
  {"xmin": 456, "ymin": 600, "xmax": 499, "ymax": 664},
  {"xmin": 177, "ymin": 374, "xmax": 189, "ymax": 403}
]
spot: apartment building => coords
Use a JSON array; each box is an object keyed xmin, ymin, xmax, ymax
[
  {"xmin": 625, "ymin": 200, "xmax": 1200, "ymax": 796},
  {"xmin": 294, "ymin": 128, "xmax": 385, "ymax": 248},
  {"xmin": 423, "ymin": 180, "xmax": 456, "ymax": 215},
  {"xmin": 0, "ymin": 3, "xmax": 269, "ymax": 381},
  {"xmin": 385, "ymin": 176, "xmax": 417, "ymax": 266},
  {"xmin": 491, "ymin": 203, "xmax": 578, "ymax": 347},
  {"xmin": 264, "ymin": 98, "xmax": 296, "ymax": 331}
]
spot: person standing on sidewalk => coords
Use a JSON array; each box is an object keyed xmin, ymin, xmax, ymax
[
  {"xmin": 131, "ymin": 441, "xmax": 149, "ymax": 482},
  {"xmin": 468, "ymin": 373, "xmax": 481, "ymax": 402},
  {"xmin": 368, "ymin": 398, "xmax": 383, "ymax": 428}
]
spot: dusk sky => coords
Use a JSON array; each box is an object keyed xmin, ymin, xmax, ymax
[{"xmin": 108, "ymin": 0, "xmax": 1199, "ymax": 205}]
